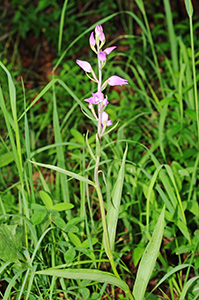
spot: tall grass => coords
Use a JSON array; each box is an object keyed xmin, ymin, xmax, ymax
[{"xmin": 0, "ymin": 0, "xmax": 199, "ymax": 299}]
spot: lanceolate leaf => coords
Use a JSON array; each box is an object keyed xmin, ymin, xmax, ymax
[
  {"xmin": 185, "ymin": 0, "xmax": 193, "ymax": 18},
  {"xmin": 36, "ymin": 268, "xmax": 130, "ymax": 294},
  {"xmin": 29, "ymin": 160, "xmax": 95, "ymax": 186},
  {"xmin": 133, "ymin": 206, "xmax": 165, "ymax": 300},
  {"xmin": 106, "ymin": 146, "xmax": 128, "ymax": 251}
]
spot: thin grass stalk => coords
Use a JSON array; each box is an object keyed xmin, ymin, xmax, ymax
[
  {"xmin": 17, "ymin": 268, "xmax": 30, "ymax": 300},
  {"xmin": 135, "ymin": 0, "xmax": 165, "ymax": 97},
  {"xmin": 163, "ymin": 0, "xmax": 178, "ymax": 73},
  {"xmin": 52, "ymin": 74, "xmax": 71, "ymax": 218},
  {"xmin": 22, "ymin": 79, "xmax": 35, "ymax": 203},
  {"xmin": 58, "ymin": 0, "xmax": 68, "ymax": 54},
  {"xmin": 187, "ymin": 1, "xmax": 199, "ymax": 143},
  {"xmin": 80, "ymin": 145, "xmax": 86, "ymax": 235}
]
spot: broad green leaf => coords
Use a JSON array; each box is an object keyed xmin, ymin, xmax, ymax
[
  {"xmin": 81, "ymin": 238, "xmax": 98, "ymax": 248},
  {"xmin": 64, "ymin": 248, "xmax": 76, "ymax": 264},
  {"xmin": 185, "ymin": 0, "xmax": 193, "ymax": 17},
  {"xmin": 51, "ymin": 215, "xmax": 66, "ymax": 230},
  {"xmin": 52, "ymin": 203, "xmax": 74, "ymax": 211},
  {"xmin": 31, "ymin": 210, "xmax": 47, "ymax": 225},
  {"xmin": 0, "ymin": 224, "xmax": 24, "ymax": 262},
  {"xmin": 106, "ymin": 146, "xmax": 127, "ymax": 251},
  {"xmin": 39, "ymin": 190, "xmax": 53, "ymax": 209},
  {"xmin": 0, "ymin": 149, "xmax": 26, "ymax": 168},
  {"xmin": 65, "ymin": 223, "xmax": 79, "ymax": 233},
  {"xmin": 68, "ymin": 232, "xmax": 82, "ymax": 247},
  {"xmin": 133, "ymin": 206, "xmax": 165, "ymax": 300},
  {"xmin": 132, "ymin": 242, "xmax": 145, "ymax": 267},
  {"xmin": 80, "ymin": 287, "xmax": 90, "ymax": 299},
  {"xmin": 36, "ymin": 268, "xmax": 131, "ymax": 294},
  {"xmin": 71, "ymin": 128, "xmax": 84, "ymax": 144}
]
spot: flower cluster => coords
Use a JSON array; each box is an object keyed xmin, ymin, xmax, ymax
[{"xmin": 76, "ymin": 24, "xmax": 128, "ymax": 134}]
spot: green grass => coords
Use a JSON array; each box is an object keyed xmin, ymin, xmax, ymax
[{"xmin": 1, "ymin": 0, "xmax": 199, "ymax": 299}]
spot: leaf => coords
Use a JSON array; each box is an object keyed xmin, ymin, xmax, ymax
[
  {"xmin": 36, "ymin": 268, "xmax": 130, "ymax": 294},
  {"xmin": 68, "ymin": 232, "xmax": 82, "ymax": 247},
  {"xmin": 0, "ymin": 225, "xmax": 24, "ymax": 262},
  {"xmin": 29, "ymin": 160, "xmax": 95, "ymax": 186},
  {"xmin": 39, "ymin": 191, "xmax": 53, "ymax": 209},
  {"xmin": 132, "ymin": 242, "xmax": 145, "ymax": 267},
  {"xmin": 0, "ymin": 149, "xmax": 26, "ymax": 168},
  {"xmin": 81, "ymin": 238, "xmax": 98, "ymax": 248},
  {"xmin": 71, "ymin": 128, "xmax": 84, "ymax": 144},
  {"xmin": 133, "ymin": 206, "xmax": 165, "ymax": 300},
  {"xmin": 180, "ymin": 276, "xmax": 199, "ymax": 299},
  {"xmin": 80, "ymin": 287, "xmax": 90, "ymax": 299},
  {"xmin": 106, "ymin": 146, "xmax": 127, "ymax": 251},
  {"xmin": 51, "ymin": 215, "xmax": 66, "ymax": 230},
  {"xmin": 135, "ymin": 0, "xmax": 144, "ymax": 14},
  {"xmin": 149, "ymin": 264, "xmax": 192, "ymax": 295},
  {"xmin": 52, "ymin": 203, "xmax": 74, "ymax": 211},
  {"xmin": 64, "ymin": 248, "xmax": 76, "ymax": 264},
  {"xmin": 31, "ymin": 210, "xmax": 47, "ymax": 225},
  {"xmin": 185, "ymin": 0, "xmax": 193, "ymax": 17}
]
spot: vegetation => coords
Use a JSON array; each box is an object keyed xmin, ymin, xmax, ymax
[{"xmin": 1, "ymin": 0, "xmax": 199, "ymax": 299}]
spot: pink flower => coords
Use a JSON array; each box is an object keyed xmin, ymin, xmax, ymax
[
  {"xmin": 98, "ymin": 51, "xmax": 107, "ymax": 62},
  {"xmin": 95, "ymin": 24, "xmax": 105, "ymax": 42},
  {"xmin": 89, "ymin": 31, "xmax": 95, "ymax": 46},
  {"xmin": 76, "ymin": 59, "xmax": 92, "ymax": 72},
  {"xmin": 101, "ymin": 111, "xmax": 112, "ymax": 127},
  {"xmin": 108, "ymin": 75, "xmax": 128, "ymax": 86},
  {"xmin": 84, "ymin": 91, "xmax": 108, "ymax": 105},
  {"xmin": 98, "ymin": 47, "xmax": 116, "ymax": 62},
  {"xmin": 104, "ymin": 46, "xmax": 116, "ymax": 55}
]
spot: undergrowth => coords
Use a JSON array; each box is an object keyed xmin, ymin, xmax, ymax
[{"xmin": 1, "ymin": 0, "xmax": 199, "ymax": 299}]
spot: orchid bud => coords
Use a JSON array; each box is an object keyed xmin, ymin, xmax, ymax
[
  {"xmin": 76, "ymin": 59, "xmax": 92, "ymax": 73},
  {"xmin": 108, "ymin": 75, "xmax": 128, "ymax": 86},
  {"xmin": 89, "ymin": 31, "xmax": 95, "ymax": 46}
]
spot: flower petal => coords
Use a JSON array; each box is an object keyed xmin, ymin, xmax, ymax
[
  {"xmin": 84, "ymin": 91, "xmax": 105, "ymax": 105},
  {"xmin": 76, "ymin": 59, "xmax": 92, "ymax": 72},
  {"xmin": 104, "ymin": 46, "xmax": 116, "ymax": 55},
  {"xmin": 108, "ymin": 75, "xmax": 128, "ymax": 86},
  {"xmin": 95, "ymin": 24, "xmax": 105, "ymax": 42},
  {"xmin": 101, "ymin": 111, "xmax": 112, "ymax": 127},
  {"xmin": 98, "ymin": 51, "xmax": 107, "ymax": 62},
  {"xmin": 89, "ymin": 31, "xmax": 95, "ymax": 46}
]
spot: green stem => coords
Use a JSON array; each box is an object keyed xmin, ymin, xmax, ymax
[
  {"xmin": 189, "ymin": 14, "xmax": 199, "ymax": 144},
  {"xmin": 94, "ymin": 159, "xmax": 120, "ymax": 279}
]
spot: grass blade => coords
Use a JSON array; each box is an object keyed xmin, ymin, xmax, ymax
[
  {"xmin": 36, "ymin": 268, "xmax": 131, "ymax": 295},
  {"xmin": 163, "ymin": 0, "xmax": 178, "ymax": 72},
  {"xmin": 185, "ymin": 0, "xmax": 193, "ymax": 17},
  {"xmin": 180, "ymin": 275, "xmax": 199, "ymax": 299},
  {"xmin": 149, "ymin": 264, "xmax": 192, "ymax": 294},
  {"xmin": 52, "ymin": 76, "xmax": 70, "ymax": 217},
  {"xmin": 58, "ymin": 0, "xmax": 68, "ymax": 53},
  {"xmin": 29, "ymin": 160, "xmax": 95, "ymax": 186},
  {"xmin": 133, "ymin": 206, "xmax": 165, "ymax": 300},
  {"xmin": 106, "ymin": 146, "xmax": 127, "ymax": 251}
]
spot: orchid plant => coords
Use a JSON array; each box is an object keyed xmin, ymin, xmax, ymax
[
  {"xmin": 35, "ymin": 24, "xmax": 165, "ymax": 300},
  {"xmin": 76, "ymin": 23, "xmax": 132, "ymax": 293}
]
